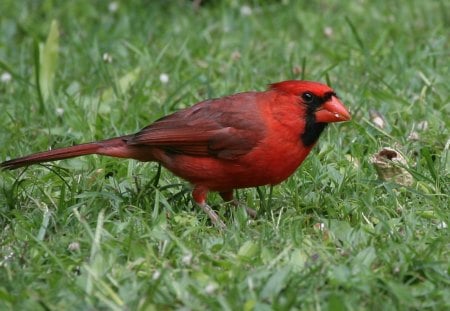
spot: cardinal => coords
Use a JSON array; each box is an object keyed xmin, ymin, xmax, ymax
[{"xmin": 1, "ymin": 80, "xmax": 351, "ymax": 228}]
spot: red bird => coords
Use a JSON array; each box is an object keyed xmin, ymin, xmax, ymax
[{"xmin": 1, "ymin": 80, "xmax": 351, "ymax": 228}]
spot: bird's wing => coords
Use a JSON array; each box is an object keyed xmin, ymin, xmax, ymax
[{"xmin": 126, "ymin": 94, "xmax": 266, "ymax": 160}]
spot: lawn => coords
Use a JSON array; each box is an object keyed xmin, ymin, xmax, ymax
[{"xmin": 0, "ymin": 0, "xmax": 448, "ymax": 310}]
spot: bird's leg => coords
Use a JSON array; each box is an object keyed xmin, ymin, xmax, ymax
[
  {"xmin": 192, "ymin": 186, "xmax": 226, "ymax": 229},
  {"xmin": 219, "ymin": 191, "xmax": 257, "ymax": 219}
]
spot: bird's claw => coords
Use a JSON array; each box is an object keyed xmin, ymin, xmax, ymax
[
  {"xmin": 244, "ymin": 206, "xmax": 257, "ymax": 219},
  {"xmin": 198, "ymin": 202, "xmax": 227, "ymax": 229}
]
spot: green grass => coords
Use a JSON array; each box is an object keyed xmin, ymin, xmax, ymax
[{"xmin": 0, "ymin": 0, "xmax": 449, "ymax": 310}]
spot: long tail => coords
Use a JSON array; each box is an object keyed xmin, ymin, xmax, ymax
[{"xmin": 1, "ymin": 136, "xmax": 138, "ymax": 170}]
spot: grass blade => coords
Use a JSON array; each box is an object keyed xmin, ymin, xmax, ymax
[{"xmin": 39, "ymin": 20, "xmax": 59, "ymax": 101}]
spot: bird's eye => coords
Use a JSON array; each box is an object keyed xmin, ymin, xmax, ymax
[{"xmin": 302, "ymin": 92, "xmax": 314, "ymax": 104}]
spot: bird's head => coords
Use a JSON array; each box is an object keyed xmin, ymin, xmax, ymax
[
  {"xmin": 269, "ymin": 80, "xmax": 351, "ymax": 146},
  {"xmin": 269, "ymin": 80, "xmax": 351, "ymax": 123}
]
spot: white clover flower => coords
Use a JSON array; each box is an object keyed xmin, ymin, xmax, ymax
[
  {"xmin": 182, "ymin": 253, "xmax": 192, "ymax": 265},
  {"xmin": 436, "ymin": 221, "xmax": 447, "ymax": 229},
  {"xmin": 108, "ymin": 2, "xmax": 118, "ymax": 13},
  {"xmin": 417, "ymin": 120, "xmax": 428, "ymax": 131},
  {"xmin": 152, "ymin": 270, "xmax": 161, "ymax": 280},
  {"xmin": 324, "ymin": 26, "xmax": 333, "ymax": 37},
  {"xmin": 56, "ymin": 107, "xmax": 64, "ymax": 116},
  {"xmin": 240, "ymin": 5, "xmax": 252, "ymax": 16},
  {"xmin": 159, "ymin": 73, "xmax": 169, "ymax": 84},
  {"xmin": 102, "ymin": 53, "xmax": 113, "ymax": 63},
  {"xmin": 205, "ymin": 283, "xmax": 217, "ymax": 294},
  {"xmin": 1, "ymin": 72, "xmax": 12, "ymax": 83},
  {"xmin": 68, "ymin": 241, "xmax": 80, "ymax": 252}
]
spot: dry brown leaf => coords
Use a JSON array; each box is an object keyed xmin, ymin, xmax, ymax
[{"xmin": 370, "ymin": 147, "xmax": 413, "ymax": 186}]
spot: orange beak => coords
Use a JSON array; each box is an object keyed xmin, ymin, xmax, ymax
[{"xmin": 315, "ymin": 96, "xmax": 351, "ymax": 123}]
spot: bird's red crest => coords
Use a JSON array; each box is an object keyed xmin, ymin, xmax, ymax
[{"xmin": 269, "ymin": 80, "xmax": 334, "ymax": 97}]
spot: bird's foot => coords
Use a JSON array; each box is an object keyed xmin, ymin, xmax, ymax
[
  {"xmin": 219, "ymin": 191, "xmax": 257, "ymax": 219},
  {"xmin": 198, "ymin": 202, "xmax": 226, "ymax": 229},
  {"xmin": 243, "ymin": 205, "xmax": 257, "ymax": 219}
]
